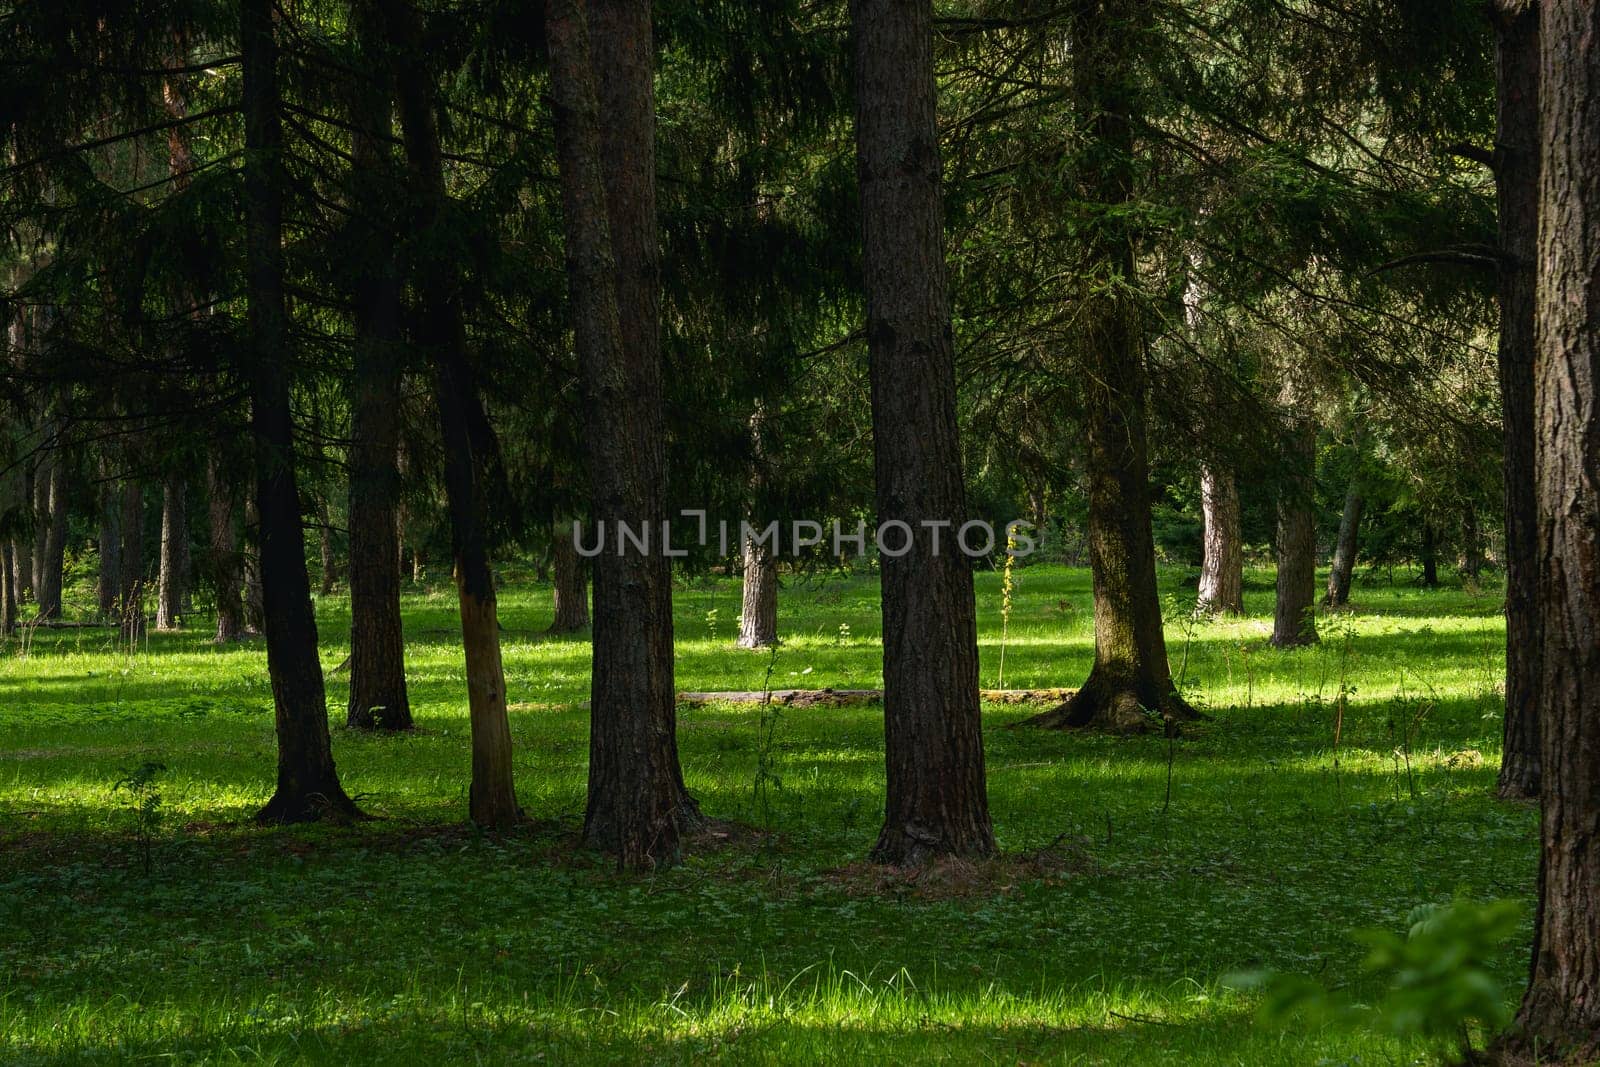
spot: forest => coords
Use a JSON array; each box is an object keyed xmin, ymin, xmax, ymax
[{"xmin": 1, "ymin": 0, "xmax": 1597, "ymax": 1063}]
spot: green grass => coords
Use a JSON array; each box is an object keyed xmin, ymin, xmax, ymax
[{"xmin": 0, "ymin": 563, "xmax": 1536, "ymax": 1064}]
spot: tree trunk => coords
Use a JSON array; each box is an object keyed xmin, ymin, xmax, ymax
[
  {"xmin": 345, "ymin": 11, "xmax": 412, "ymax": 732},
  {"xmin": 1504, "ymin": 3, "xmax": 1600, "ymax": 1055},
  {"xmin": 119, "ymin": 479, "xmax": 145, "ymax": 639},
  {"xmin": 316, "ymin": 498, "xmax": 336, "ymax": 596},
  {"xmin": 156, "ymin": 475, "xmax": 187, "ymax": 630},
  {"xmin": 848, "ymin": 0, "xmax": 995, "ymax": 865},
  {"xmin": 35, "ymin": 449, "xmax": 68, "ymax": 620},
  {"xmin": 1461, "ymin": 502, "xmax": 1484, "ymax": 581},
  {"xmin": 1323, "ymin": 485, "xmax": 1363, "ymax": 608},
  {"xmin": 1022, "ymin": 2, "xmax": 1197, "ymax": 732},
  {"xmin": 547, "ymin": 0, "xmax": 699, "ymax": 866},
  {"xmin": 1419, "ymin": 522, "xmax": 1439, "ymax": 588},
  {"xmin": 548, "ymin": 522, "xmax": 589, "ymax": 633},
  {"xmin": 242, "ymin": 0, "xmax": 359, "ymax": 824},
  {"xmin": 390, "ymin": 1, "xmax": 518, "ymax": 823},
  {"xmin": 241, "ymin": 493, "xmax": 265, "ymax": 634},
  {"xmin": 1197, "ymin": 460, "xmax": 1244, "ymax": 615},
  {"xmin": 31, "ymin": 459, "xmax": 48, "ymax": 599},
  {"xmin": 0, "ymin": 541, "xmax": 13, "ymax": 636},
  {"xmin": 1492, "ymin": 0, "xmax": 1543, "ymax": 803},
  {"xmin": 736, "ymin": 533, "xmax": 778, "ymax": 648},
  {"xmin": 1272, "ymin": 367, "xmax": 1318, "ymax": 648},
  {"xmin": 207, "ymin": 457, "xmax": 244, "ymax": 642},
  {"xmin": 96, "ymin": 466, "xmax": 120, "ymax": 618}
]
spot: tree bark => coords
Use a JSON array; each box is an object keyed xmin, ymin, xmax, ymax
[
  {"xmin": 242, "ymin": 0, "xmax": 359, "ymax": 824},
  {"xmin": 156, "ymin": 475, "xmax": 187, "ymax": 630},
  {"xmin": 96, "ymin": 464, "xmax": 120, "ymax": 618},
  {"xmin": 1271, "ymin": 370, "xmax": 1318, "ymax": 648},
  {"xmin": 1197, "ymin": 461, "xmax": 1244, "ymax": 615},
  {"xmin": 0, "ymin": 541, "xmax": 13, "ymax": 636},
  {"xmin": 547, "ymin": 0, "xmax": 699, "ymax": 866},
  {"xmin": 548, "ymin": 521, "xmax": 589, "ymax": 633},
  {"xmin": 1419, "ymin": 522, "xmax": 1440, "ymax": 588},
  {"xmin": 1323, "ymin": 485, "xmax": 1363, "ymax": 608},
  {"xmin": 35, "ymin": 449, "xmax": 68, "ymax": 620},
  {"xmin": 118, "ymin": 479, "xmax": 145, "ymax": 639},
  {"xmin": 849, "ymin": 0, "xmax": 995, "ymax": 864},
  {"xmin": 1022, "ymin": 2, "xmax": 1197, "ymax": 732},
  {"xmin": 1461, "ymin": 502, "xmax": 1484, "ymax": 581},
  {"xmin": 206, "ymin": 456, "xmax": 244, "ymax": 642},
  {"xmin": 31, "ymin": 458, "xmax": 48, "ymax": 599},
  {"xmin": 1504, "ymin": 3, "xmax": 1600, "ymax": 1055},
  {"xmin": 736, "ymin": 533, "xmax": 778, "ymax": 649},
  {"xmin": 1493, "ymin": 0, "xmax": 1542, "ymax": 803},
  {"xmin": 345, "ymin": 6, "xmax": 412, "ymax": 731},
  {"xmin": 390, "ymin": 1, "xmax": 518, "ymax": 823},
  {"xmin": 241, "ymin": 493, "xmax": 265, "ymax": 635}
]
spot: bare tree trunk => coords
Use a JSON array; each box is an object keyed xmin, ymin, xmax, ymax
[
  {"xmin": 242, "ymin": 493, "xmax": 265, "ymax": 635},
  {"xmin": 0, "ymin": 542, "xmax": 13, "ymax": 636},
  {"xmin": 1461, "ymin": 501, "xmax": 1484, "ymax": 581},
  {"xmin": 96, "ymin": 463, "xmax": 120, "ymax": 618},
  {"xmin": 1197, "ymin": 461, "xmax": 1244, "ymax": 615},
  {"xmin": 1323, "ymin": 485, "xmax": 1363, "ymax": 608},
  {"xmin": 1503, "ymin": 4, "xmax": 1600, "ymax": 1055},
  {"xmin": 156, "ymin": 475, "xmax": 187, "ymax": 630},
  {"xmin": 547, "ymin": 0, "xmax": 699, "ymax": 865},
  {"xmin": 31, "ymin": 459, "xmax": 48, "ymax": 598},
  {"xmin": 1493, "ymin": 0, "xmax": 1542, "ymax": 802},
  {"xmin": 736, "ymin": 534, "xmax": 778, "ymax": 649},
  {"xmin": 207, "ymin": 457, "xmax": 244, "ymax": 642},
  {"xmin": 548, "ymin": 522, "xmax": 589, "ymax": 633},
  {"xmin": 243, "ymin": 0, "xmax": 359, "ymax": 824},
  {"xmin": 1272, "ymin": 367, "xmax": 1318, "ymax": 648},
  {"xmin": 35, "ymin": 450, "xmax": 68, "ymax": 620},
  {"xmin": 119, "ymin": 480, "xmax": 145, "ymax": 639},
  {"xmin": 1419, "ymin": 522, "xmax": 1439, "ymax": 588}
]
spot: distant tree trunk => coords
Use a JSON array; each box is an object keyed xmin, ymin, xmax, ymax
[
  {"xmin": 548, "ymin": 522, "xmax": 589, "ymax": 633},
  {"xmin": 0, "ymin": 541, "xmax": 13, "ymax": 635},
  {"xmin": 241, "ymin": 494, "xmax": 265, "ymax": 635},
  {"xmin": 345, "ymin": 12, "xmax": 412, "ymax": 732},
  {"xmin": 547, "ymin": 0, "xmax": 699, "ymax": 865},
  {"xmin": 1197, "ymin": 461, "xmax": 1244, "ymax": 615},
  {"xmin": 391, "ymin": 1, "xmax": 518, "ymax": 824},
  {"xmin": 13, "ymin": 466, "xmax": 33, "ymax": 607},
  {"xmin": 1461, "ymin": 502, "xmax": 1484, "ymax": 581},
  {"xmin": 242, "ymin": 0, "xmax": 359, "ymax": 824},
  {"xmin": 848, "ymin": 0, "xmax": 996, "ymax": 865},
  {"xmin": 207, "ymin": 457, "xmax": 244, "ymax": 642},
  {"xmin": 31, "ymin": 459, "xmax": 48, "ymax": 598},
  {"xmin": 315, "ymin": 498, "xmax": 336, "ymax": 596},
  {"xmin": 1022, "ymin": 2, "xmax": 1197, "ymax": 732},
  {"xmin": 1504, "ymin": 4, "xmax": 1600, "ymax": 1055},
  {"xmin": 1271, "ymin": 368, "xmax": 1317, "ymax": 648},
  {"xmin": 156, "ymin": 475, "xmax": 187, "ymax": 630},
  {"xmin": 1492, "ymin": 0, "xmax": 1542, "ymax": 802},
  {"xmin": 119, "ymin": 480, "xmax": 145, "ymax": 638},
  {"xmin": 35, "ymin": 450, "xmax": 68, "ymax": 620},
  {"xmin": 1323, "ymin": 485, "xmax": 1363, "ymax": 608},
  {"xmin": 736, "ymin": 535, "xmax": 778, "ymax": 649},
  {"xmin": 1419, "ymin": 523, "xmax": 1439, "ymax": 588},
  {"xmin": 96, "ymin": 466, "xmax": 120, "ymax": 618}
]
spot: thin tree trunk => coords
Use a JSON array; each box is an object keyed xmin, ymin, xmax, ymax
[
  {"xmin": 1022, "ymin": 2, "xmax": 1197, "ymax": 732},
  {"xmin": 242, "ymin": 0, "xmax": 359, "ymax": 824},
  {"xmin": 1272, "ymin": 367, "xmax": 1318, "ymax": 648},
  {"xmin": 207, "ymin": 456, "xmax": 243, "ymax": 642},
  {"xmin": 0, "ymin": 542, "xmax": 12, "ymax": 636},
  {"xmin": 849, "ymin": 0, "xmax": 995, "ymax": 864},
  {"xmin": 242, "ymin": 493, "xmax": 265, "ymax": 635},
  {"xmin": 1461, "ymin": 502, "xmax": 1484, "ymax": 581},
  {"xmin": 1323, "ymin": 485, "xmax": 1363, "ymax": 608},
  {"xmin": 547, "ymin": 0, "xmax": 699, "ymax": 865},
  {"xmin": 390, "ymin": 1, "xmax": 517, "ymax": 823},
  {"xmin": 548, "ymin": 522, "xmax": 589, "ymax": 633},
  {"xmin": 346, "ymin": 5, "xmax": 412, "ymax": 731},
  {"xmin": 156, "ymin": 475, "xmax": 187, "ymax": 630},
  {"xmin": 96, "ymin": 463, "xmax": 120, "ymax": 618},
  {"xmin": 1504, "ymin": 3, "xmax": 1600, "ymax": 1054},
  {"xmin": 119, "ymin": 479, "xmax": 145, "ymax": 639},
  {"xmin": 31, "ymin": 459, "xmax": 48, "ymax": 598},
  {"xmin": 1197, "ymin": 461, "xmax": 1244, "ymax": 615},
  {"xmin": 1419, "ymin": 522, "xmax": 1439, "ymax": 588},
  {"xmin": 1493, "ymin": 0, "xmax": 1542, "ymax": 802},
  {"xmin": 735, "ymin": 534, "xmax": 777, "ymax": 649},
  {"xmin": 316, "ymin": 498, "xmax": 336, "ymax": 596},
  {"xmin": 35, "ymin": 450, "xmax": 68, "ymax": 620}
]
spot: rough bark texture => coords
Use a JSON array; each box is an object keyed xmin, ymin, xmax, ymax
[
  {"xmin": 242, "ymin": 0, "xmax": 359, "ymax": 824},
  {"xmin": 118, "ymin": 480, "xmax": 145, "ymax": 639},
  {"xmin": 1197, "ymin": 461, "xmax": 1244, "ymax": 615},
  {"xmin": 1323, "ymin": 485, "xmax": 1363, "ymax": 608},
  {"xmin": 1271, "ymin": 367, "xmax": 1318, "ymax": 648},
  {"xmin": 1022, "ymin": 2, "xmax": 1197, "ymax": 733},
  {"xmin": 850, "ymin": 0, "xmax": 996, "ymax": 864},
  {"xmin": 547, "ymin": 0, "xmax": 699, "ymax": 866},
  {"xmin": 156, "ymin": 475, "xmax": 187, "ymax": 630},
  {"xmin": 35, "ymin": 450, "xmax": 68, "ymax": 620},
  {"xmin": 736, "ymin": 534, "xmax": 778, "ymax": 649},
  {"xmin": 1493, "ymin": 0, "xmax": 1542, "ymax": 803},
  {"xmin": 1503, "ymin": 2, "xmax": 1600, "ymax": 1057},
  {"xmin": 548, "ymin": 522, "xmax": 589, "ymax": 633},
  {"xmin": 206, "ymin": 457, "xmax": 244, "ymax": 642},
  {"xmin": 391, "ymin": 2, "xmax": 517, "ymax": 822},
  {"xmin": 345, "ymin": 8, "xmax": 412, "ymax": 731}
]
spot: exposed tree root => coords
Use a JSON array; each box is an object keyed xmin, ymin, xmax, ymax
[{"xmin": 1016, "ymin": 675, "xmax": 1201, "ymax": 734}]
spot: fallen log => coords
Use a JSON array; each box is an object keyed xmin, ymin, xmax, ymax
[{"xmin": 676, "ymin": 687, "xmax": 1073, "ymax": 708}]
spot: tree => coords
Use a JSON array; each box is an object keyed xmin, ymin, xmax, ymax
[
  {"xmin": 1501, "ymin": 2, "xmax": 1600, "ymax": 1057},
  {"xmin": 156, "ymin": 475, "xmax": 187, "ymax": 629},
  {"xmin": 1323, "ymin": 483, "xmax": 1363, "ymax": 608},
  {"xmin": 546, "ymin": 0, "xmax": 700, "ymax": 866},
  {"xmin": 206, "ymin": 455, "xmax": 244, "ymax": 642},
  {"xmin": 1272, "ymin": 364, "xmax": 1318, "ymax": 648},
  {"xmin": 850, "ymin": 0, "xmax": 994, "ymax": 864},
  {"xmin": 242, "ymin": 0, "xmax": 361, "ymax": 824},
  {"xmin": 548, "ymin": 522, "xmax": 588, "ymax": 634},
  {"xmin": 1198, "ymin": 463, "xmax": 1245, "ymax": 615}
]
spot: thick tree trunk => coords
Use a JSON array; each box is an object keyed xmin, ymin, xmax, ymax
[
  {"xmin": 118, "ymin": 480, "xmax": 145, "ymax": 639},
  {"xmin": 345, "ymin": 13, "xmax": 412, "ymax": 732},
  {"xmin": 156, "ymin": 475, "xmax": 187, "ymax": 630},
  {"xmin": 548, "ymin": 522, "xmax": 589, "ymax": 633},
  {"xmin": 242, "ymin": 0, "xmax": 359, "ymax": 824},
  {"xmin": 547, "ymin": 0, "xmax": 699, "ymax": 866},
  {"xmin": 1419, "ymin": 522, "xmax": 1440, "ymax": 587},
  {"xmin": 391, "ymin": 2, "xmax": 518, "ymax": 824},
  {"xmin": 207, "ymin": 457, "xmax": 244, "ymax": 642},
  {"xmin": 1493, "ymin": 0, "xmax": 1542, "ymax": 803},
  {"xmin": 35, "ymin": 450, "xmax": 68, "ymax": 620},
  {"xmin": 96, "ymin": 467, "xmax": 120, "ymax": 618},
  {"xmin": 1505, "ymin": 4, "xmax": 1600, "ymax": 1056},
  {"xmin": 1271, "ymin": 366, "xmax": 1318, "ymax": 648},
  {"xmin": 736, "ymin": 534, "xmax": 778, "ymax": 649},
  {"xmin": 1197, "ymin": 461, "xmax": 1244, "ymax": 615},
  {"xmin": 1022, "ymin": 3, "xmax": 1196, "ymax": 733},
  {"xmin": 1323, "ymin": 485, "xmax": 1363, "ymax": 608},
  {"xmin": 849, "ymin": 0, "xmax": 995, "ymax": 865}
]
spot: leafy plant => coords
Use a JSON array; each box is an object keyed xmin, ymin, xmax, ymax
[{"xmin": 113, "ymin": 760, "xmax": 167, "ymax": 875}]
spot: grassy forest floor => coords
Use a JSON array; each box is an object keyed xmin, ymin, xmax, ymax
[{"xmin": 0, "ymin": 562, "xmax": 1535, "ymax": 1064}]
